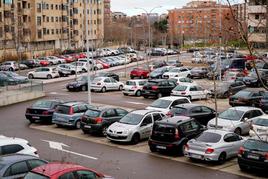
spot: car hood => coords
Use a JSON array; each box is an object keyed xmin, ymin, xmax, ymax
[
  {"xmin": 108, "ymin": 122, "xmax": 137, "ymax": 131},
  {"xmin": 208, "ymin": 118, "xmax": 241, "ymax": 127}
]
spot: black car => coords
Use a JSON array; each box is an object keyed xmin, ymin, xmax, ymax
[
  {"xmin": 96, "ymin": 72, "xmax": 119, "ymax": 81},
  {"xmin": 229, "ymin": 89, "xmax": 264, "ymax": 107},
  {"xmin": 25, "ymin": 99, "xmax": 63, "ymax": 123},
  {"xmin": 81, "ymin": 107, "xmax": 128, "ymax": 136},
  {"xmin": 190, "ymin": 67, "xmax": 208, "ymax": 79},
  {"xmin": 238, "ymin": 138, "xmax": 268, "ymax": 172},
  {"xmin": 149, "ymin": 66, "xmax": 173, "ymax": 79},
  {"xmin": 151, "ymin": 61, "xmax": 167, "ymax": 69},
  {"xmin": 260, "ymin": 92, "xmax": 268, "ymax": 113},
  {"xmin": 66, "ymin": 76, "xmax": 93, "ymax": 91},
  {"xmin": 148, "ymin": 116, "xmax": 206, "ymax": 155},
  {"xmin": 142, "ymin": 79, "xmax": 176, "ymax": 99},
  {"xmin": 168, "ymin": 104, "xmax": 216, "ymax": 125},
  {"xmin": 20, "ymin": 60, "xmax": 39, "ymax": 68},
  {"xmin": 239, "ymin": 71, "xmax": 268, "ymax": 87},
  {"xmin": 210, "ymin": 81, "xmax": 246, "ymax": 98}
]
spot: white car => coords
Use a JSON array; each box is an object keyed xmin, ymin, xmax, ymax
[
  {"xmin": 146, "ymin": 96, "xmax": 191, "ymax": 115},
  {"xmin": 123, "ymin": 79, "xmax": 147, "ymax": 96},
  {"xmin": 0, "ymin": 135, "xmax": 39, "ymax": 157},
  {"xmin": 106, "ymin": 110, "xmax": 166, "ymax": 144},
  {"xmin": 0, "ymin": 61, "xmax": 19, "ymax": 71},
  {"xmin": 57, "ymin": 64, "xmax": 83, "ymax": 76},
  {"xmin": 91, "ymin": 77, "xmax": 124, "ymax": 92},
  {"xmin": 28, "ymin": 67, "xmax": 59, "ymax": 79},
  {"xmin": 170, "ymin": 77, "xmax": 197, "ymax": 86},
  {"xmin": 171, "ymin": 84, "xmax": 210, "ymax": 100},
  {"xmin": 207, "ymin": 107, "xmax": 264, "ymax": 135},
  {"xmin": 162, "ymin": 67, "xmax": 191, "ymax": 79},
  {"xmin": 77, "ymin": 59, "xmax": 103, "ymax": 70},
  {"xmin": 249, "ymin": 115, "xmax": 268, "ymax": 137},
  {"xmin": 71, "ymin": 61, "xmax": 89, "ymax": 72}
]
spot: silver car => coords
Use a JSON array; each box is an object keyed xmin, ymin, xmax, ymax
[
  {"xmin": 123, "ymin": 79, "xmax": 147, "ymax": 96},
  {"xmin": 185, "ymin": 129, "xmax": 245, "ymax": 163},
  {"xmin": 106, "ymin": 110, "xmax": 166, "ymax": 144},
  {"xmin": 207, "ymin": 107, "xmax": 264, "ymax": 135}
]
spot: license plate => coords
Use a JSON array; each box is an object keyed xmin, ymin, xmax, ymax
[
  {"xmin": 69, "ymin": 86, "xmax": 73, "ymax": 88},
  {"xmin": 190, "ymin": 154, "xmax": 202, "ymax": 159},
  {"xmin": 156, "ymin": 145, "xmax": 166, "ymax": 150},
  {"xmin": 84, "ymin": 125, "xmax": 91, "ymax": 129},
  {"xmin": 247, "ymin": 154, "xmax": 259, "ymax": 160},
  {"xmin": 32, "ymin": 116, "xmax": 40, "ymax": 119}
]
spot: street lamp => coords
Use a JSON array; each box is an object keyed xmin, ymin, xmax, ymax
[{"xmin": 135, "ymin": 6, "xmax": 162, "ymax": 67}]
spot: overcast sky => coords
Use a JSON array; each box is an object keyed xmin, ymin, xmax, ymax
[{"xmin": 110, "ymin": 0, "xmax": 242, "ymax": 16}]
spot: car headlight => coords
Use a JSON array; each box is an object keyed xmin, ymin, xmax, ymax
[
  {"xmin": 223, "ymin": 125, "xmax": 233, "ymax": 129},
  {"xmin": 123, "ymin": 130, "xmax": 129, "ymax": 135}
]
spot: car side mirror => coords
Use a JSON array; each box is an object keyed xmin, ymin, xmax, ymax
[
  {"xmin": 141, "ymin": 123, "xmax": 147, "ymax": 127},
  {"xmin": 241, "ymin": 118, "xmax": 248, "ymax": 122},
  {"xmin": 200, "ymin": 125, "xmax": 207, "ymax": 131}
]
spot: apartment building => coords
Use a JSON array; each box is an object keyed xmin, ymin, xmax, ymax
[
  {"xmin": 0, "ymin": 0, "xmax": 104, "ymax": 61},
  {"xmin": 247, "ymin": 0, "xmax": 267, "ymax": 48},
  {"xmin": 168, "ymin": 0, "xmax": 239, "ymax": 46}
]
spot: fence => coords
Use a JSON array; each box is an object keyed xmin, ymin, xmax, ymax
[{"xmin": 0, "ymin": 80, "xmax": 43, "ymax": 93}]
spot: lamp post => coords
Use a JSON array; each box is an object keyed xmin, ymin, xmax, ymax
[{"xmin": 135, "ymin": 6, "xmax": 162, "ymax": 67}]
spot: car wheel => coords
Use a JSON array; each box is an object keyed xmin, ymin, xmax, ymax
[
  {"xmin": 143, "ymin": 95, "xmax": 149, "ymax": 99},
  {"xmin": 123, "ymin": 93, "xmax": 128, "ymax": 96},
  {"xmin": 131, "ymin": 133, "xmax": 140, "ymax": 144},
  {"xmin": 75, "ymin": 120, "xmax": 81, "ymax": 129},
  {"xmin": 71, "ymin": 71, "xmax": 76, "ymax": 75},
  {"xmin": 101, "ymin": 86, "xmax": 106, "ymax": 93},
  {"xmin": 118, "ymin": 85, "xmax": 123, "ymax": 91},
  {"xmin": 47, "ymin": 74, "xmax": 52, "ymax": 79},
  {"xmin": 188, "ymin": 96, "xmax": 192, "ymax": 101},
  {"xmin": 135, "ymin": 90, "xmax": 142, "ymax": 97},
  {"xmin": 140, "ymin": 75, "xmax": 144, "ymax": 79},
  {"xmin": 81, "ymin": 85, "xmax": 87, "ymax": 91},
  {"xmin": 223, "ymin": 92, "xmax": 229, "ymax": 98},
  {"xmin": 187, "ymin": 74, "xmax": 191, "ymax": 78},
  {"xmin": 49, "ymin": 62, "xmax": 53, "ymax": 66},
  {"xmin": 82, "ymin": 129, "xmax": 90, "ymax": 134},
  {"xmin": 218, "ymin": 152, "xmax": 227, "ymax": 164},
  {"xmin": 130, "ymin": 76, "xmax": 134, "ymax": 79},
  {"xmin": 82, "ymin": 69, "xmax": 87, "ymax": 73},
  {"xmin": 29, "ymin": 119, "xmax": 35, "ymax": 123},
  {"xmin": 157, "ymin": 93, "xmax": 162, "ymax": 98},
  {"xmin": 239, "ymin": 164, "xmax": 248, "ymax": 171},
  {"xmin": 102, "ymin": 126, "xmax": 108, "ymax": 136},
  {"xmin": 56, "ymin": 124, "xmax": 63, "ymax": 128},
  {"xmin": 234, "ymin": 128, "xmax": 242, "ymax": 135},
  {"xmin": 28, "ymin": 74, "xmax": 34, "ymax": 79},
  {"xmin": 150, "ymin": 146, "xmax": 157, "ymax": 153},
  {"xmin": 9, "ymin": 67, "xmax": 14, "ymax": 71}
]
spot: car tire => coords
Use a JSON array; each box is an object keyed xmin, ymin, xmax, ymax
[
  {"xmin": 188, "ymin": 96, "xmax": 192, "ymax": 101},
  {"xmin": 218, "ymin": 152, "xmax": 227, "ymax": 164},
  {"xmin": 118, "ymin": 85, "xmax": 123, "ymax": 91},
  {"xmin": 56, "ymin": 124, "xmax": 63, "ymax": 128},
  {"xmin": 71, "ymin": 71, "xmax": 76, "ymax": 75},
  {"xmin": 47, "ymin": 74, "xmax": 52, "ymax": 79},
  {"xmin": 102, "ymin": 126, "xmax": 108, "ymax": 136},
  {"xmin": 28, "ymin": 74, "xmax": 34, "ymax": 79},
  {"xmin": 130, "ymin": 76, "xmax": 134, "ymax": 79},
  {"xmin": 81, "ymin": 85, "xmax": 87, "ymax": 91},
  {"xmin": 140, "ymin": 75, "xmax": 144, "ymax": 79},
  {"xmin": 238, "ymin": 164, "xmax": 248, "ymax": 171},
  {"xmin": 187, "ymin": 74, "xmax": 191, "ymax": 78},
  {"xmin": 82, "ymin": 69, "xmax": 87, "ymax": 73},
  {"xmin": 131, "ymin": 133, "xmax": 140, "ymax": 144},
  {"xmin": 157, "ymin": 93, "xmax": 162, "ymax": 98},
  {"xmin": 75, "ymin": 120, "xmax": 81, "ymax": 129},
  {"xmin": 123, "ymin": 93, "xmax": 128, "ymax": 96},
  {"xmin": 135, "ymin": 90, "xmax": 142, "ymax": 97},
  {"xmin": 82, "ymin": 129, "xmax": 90, "ymax": 134},
  {"xmin": 101, "ymin": 87, "xmax": 106, "ymax": 93},
  {"xmin": 223, "ymin": 92, "xmax": 229, "ymax": 98},
  {"xmin": 29, "ymin": 119, "xmax": 35, "ymax": 123},
  {"xmin": 9, "ymin": 67, "xmax": 14, "ymax": 71},
  {"xmin": 143, "ymin": 95, "xmax": 149, "ymax": 99},
  {"xmin": 149, "ymin": 146, "xmax": 157, "ymax": 153},
  {"xmin": 234, "ymin": 128, "xmax": 242, "ymax": 135}
]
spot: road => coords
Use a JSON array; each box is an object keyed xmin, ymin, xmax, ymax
[{"xmin": 0, "ymin": 53, "xmax": 262, "ymax": 179}]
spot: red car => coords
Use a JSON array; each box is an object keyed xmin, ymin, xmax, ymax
[
  {"xmin": 24, "ymin": 162, "xmax": 113, "ymax": 179},
  {"xmin": 130, "ymin": 67, "xmax": 150, "ymax": 79},
  {"xmin": 61, "ymin": 55, "xmax": 75, "ymax": 63},
  {"xmin": 38, "ymin": 60, "xmax": 49, "ymax": 66},
  {"xmin": 97, "ymin": 59, "xmax": 110, "ymax": 69}
]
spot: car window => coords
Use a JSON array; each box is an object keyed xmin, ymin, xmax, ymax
[
  {"xmin": 59, "ymin": 172, "xmax": 76, "ymax": 179},
  {"xmin": 6, "ymin": 161, "xmax": 29, "ymax": 176},
  {"xmin": 201, "ymin": 106, "xmax": 212, "ymax": 113},
  {"xmin": 179, "ymin": 78, "xmax": 186, "ymax": 82},
  {"xmin": 104, "ymin": 78, "xmax": 110, "ymax": 83},
  {"xmin": 191, "ymin": 107, "xmax": 202, "ymax": 113},
  {"xmin": 190, "ymin": 86, "xmax": 197, "ymax": 91},
  {"xmin": 103, "ymin": 109, "xmax": 117, "ymax": 117},
  {"xmin": 252, "ymin": 92, "xmax": 262, "ymax": 97},
  {"xmin": 142, "ymin": 114, "xmax": 153, "ymax": 125},
  {"xmin": 138, "ymin": 81, "xmax": 146, "ymax": 86},
  {"xmin": 252, "ymin": 110, "xmax": 263, "ymax": 117},
  {"xmin": 76, "ymin": 170, "xmax": 97, "ymax": 179},
  {"xmin": 73, "ymin": 106, "xmax": 80, "ymax": 113},
  {"xmin": 110, "ymin": 78, "xmax": 116, "ymax": 83},
  {"xmin": 181, "ymin": 121, "xmax": 198, "ymax": 133},
  {"xmin": 171, "ymin": 99, "xmax": 188, "ymax": 107},
  {"xmin": 115, "ymin": 109, "xmax": 128, "ymax": 117},
  {"xmin": 224, "ymin": 133, "xmax": 240, "ymax": 142},
  {"xmin": 168, "ymin": 81, "xmax": 175, "ymax": 86},
  {"xmin": 1, "ymin": 144, "xmax": 24, "ymax": 155},
  {"xmin": 35, "ymin": 68, "xmax": 43, "ymax": 72},
  {"xmin": 196, "ymin": 86, "xmax": 203, "ymax": 91},
  {"xmin": 242, "ymin": 111, "xmax": 252, "ymax": 119},
  {"xmin": 152, "ymin": 113, "xmax": 163, "ymax": 121},
  {"xmin": 160, "ymin": 81, "xmax": 168, "ymax": 86},
  {"xmin": 27, "ymin": 160, "xmax": 47, "ymax": 170},
  {"xmin": 78, "ymin": 105, "xmax": 88, "ymax": 113}
]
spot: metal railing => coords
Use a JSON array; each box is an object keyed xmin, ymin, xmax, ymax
[{"xmin": 0, "ymin": 80, "xmax": 43, "ymax": 94}]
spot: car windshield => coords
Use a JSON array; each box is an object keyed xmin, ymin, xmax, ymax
[
  {"xmin": 126, "ymin": 81, "xmax": 136, "ymax": 86},
  {"xmin": 119, "ymin": 113, "xmax": 143, "ymax": 125},
  {"xmin": 170, "ymin": 107, "xmax": 187, "ymax": 115},
  {"xmin": 234, "ymin": 90, "xmax": 251, "ymax": 98},
  {"xmin": 244, "ymin": 139, "xmax": 268, "ymax": 152},
  {"xmin": 196, "ymin": 132, "xmax": 222, "ymax": 143},
  {"xmin": 24, "ymin": 172, "xmax": 49, "ymax": 179},
  {"xmin": 173, "ymin": 85, "xmax": 187, "ymax": 91},
  {"xmin": 150, "ymin": 99, "xmax": 172, "ymax": 109},
  {"xmin": 253, "ymin": 118, "xmax": 268, "ymax": 126},
  {"xmin": 219, "ymin": 109, "xmax": 244, "ymax": 121},
  {"xmin": 92, "ymin": 77, "xmax": 103, "ymax": 83},
  {"xmin": 85, "ymin": 109, "xmax": 101, "ymax": 117},
  {"xmin": 32, "ymin": 101, "xmax": 53, "ymax": 108}
]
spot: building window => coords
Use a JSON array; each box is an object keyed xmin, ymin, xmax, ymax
[
  {"xmin": 255, "ymin": 14, "xmax": 259, "ymax": 19},
  {"xmin": 38, "ymin": 30, "xmax": 42, "ymax": 38},
  {"xmin": 37, "ymin": 16, "xmax": 41, "ymax": 26},
  {"xmin": 51, "ymin": 4, "xmax": 53, "ymax": 10},
  {"xmin": 47, "ymin": 16, "xmax": 49, "ymax": 22},
  {"xmin": 51, "ymin": 17, "xmax": 54, "ymax": 22}
]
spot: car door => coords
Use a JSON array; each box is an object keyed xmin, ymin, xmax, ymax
[
  {"xmin": 167, "ymin": 80, "xmax": 176, "ymax": 93},
  {"xmin": 4, "ymin": 161, "xmax": 30, "ymax": 179},
  {"xmin": 240, "ymin": 111, "xmax": 253, "ymax": 134},
  {"xmin": 102, "ymin": 109, "xmax": 118, "ymax": 126},
  {"xmin": 139, "ymin": 114, "xmax": 153, "ymax": 139},
  {"xmin": 34, "ymin": 68, "xmax": 43, "ymax": 78},
  {"xmin": 196, "ymin": 86, "xmax": 206, "ymax": 99},
  {"xmin": 251, "ymin": 92, "xmax": 263, "ymax": 106},
  {"xmin": 110, "ymin": 77, "xmax": 118, "ymax": 90},
  {"xmin": 189, "ymin": 107, "xmax": 205, "ymax": 125},
  {"xmin": 103, "ymin": 78, "xmax": 112, "ymax": 90},
  {"xmin": 159, "ymin": 81, "xmax": 168, "ymax": 95},
  {"xmin": 201, "ymin": 106, "xmax": 216, "ymax": 125},
  {"xmin": 189, "ymin": 86, "xmax": 198, "ymax": 99},
  {"xmin": 223, "ymin": 133, "xmax": 237, "ymax": 157}
]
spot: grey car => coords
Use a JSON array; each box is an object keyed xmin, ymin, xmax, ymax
[
  {"xmin": 185, "ymin": 129, "xmax": 245, "ymax": 163},
  {"xmin": 0, "ymin": 154, "xmax": 47, "ymax": 179},
  {"xmin": 210, "ymin": 81, "xmax": 246, "ymax": 98}
]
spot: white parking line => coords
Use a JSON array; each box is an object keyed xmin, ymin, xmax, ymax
[
  {"xmin": 48, "ymin": 92, "xmax": 68, "ymax": 96},
  {"xmin": 126, "ymin": 101, "xmax": 146, "ymax": 105}
]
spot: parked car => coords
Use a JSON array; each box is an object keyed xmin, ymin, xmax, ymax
[
  {"xmin": 28, "ymin": 67, "xmax": 59, "ymax": 79},
  {"xmin": 239, "ymin": 71, "xmax": 268, "ymax": 87},
  {"xmin": 24, "ymin": 162, "xmax": 112, "ymax": 179},
  {"xmin": 91, "ymin": 77, "xmax": 124, "ymax": 93},
  {"xmin": 207, "ymin": 106, "xmax": 264, "ymax": 135},
  {"xmin": 97, "ymin": 59, "xmax": 110, "ymax": 69},
  {"xmin": 210, "ymin": 81, "xmax": 246, "ymax": 98},
  {"xmin": 47, "ymin": 56, "xmax": 65, "ymax": 65},
  {"xmin": 81, "ymin": 107, "xmax": 128, "ymax": 136},
  {"xmin": 142, "ymin": 79, "xmax": 176, "ymax": 98},
  {"xmin": 57, "ymin": 64, "xmax": 83, "ymax": 76},
  {"xmin": 0, "ymin": 61, "xmax": 18, "ymax": 71},
  {"xmin": 229, "ymin": 89, "xmax": 264, "ymax": 107},
  {"xmin": 36, "ymin": 59, "xmax": 49, "ymax": 67},
  {"xmin": 0, "ymin": 135, "xmax": 39, "ymax": 157},
  {"xmin": 170, "ymin": 77, "xmax": 197, "ymax": 86},
  {"xmin": 95, "ymin": 72, "xmax": 119, "ymax": 81},
  {"xmin": 20, "ymin": 59, "xmax": 39, "ymax": 68},
  {"xmin": 107, "ymin": 110, "xmax": 166, "ymax": 144},
  {"xmin": 130, "ymin": 67, "xmax": 150, "ymax": 79},
  {"xmin": 249, "ymin": 115, "xmax": 268, "ymax": 137},
  {"xmin": 149, "ymin": 66, "xmax": 174, "ymax": 79},
  {"xmin": 25, "ymin": 99, "xmax": 63, "ymax": 123},
  {"xmin": 190, "ymin": 67, "xmax": 208, "ymax": 79},
  {"xmin": 0, "ymin": 73, "xmax": 19, "ymax": 86},
  {"xmin": 260, "ymin": 92, "xmax": 268, "ymax": 113},
  {"xmin": 0, "ymin": 71, "xmax": 29, "ymax": 84},
  {"xmin": 162, "ymin": 67, "xmax": 191, "ymax": 79},
  {"xmin": 171, "ymin": 84, "xmax": 211, "ymax": 100},
  {"xmin": 123, "ymin": 79, "xmax": 147, "ymax": 96},
  {"xmin": 168, "ymin": 104, "xmax": 215, "ymax": 125},
  {"xmin": 0, "ymin": 154, "xmax": 47, "ymax": 179},
  {"xmin": 166, "ymin": 59, "xmax": 183, "ymax": 67},
  {"xmin": 146, "ymin": 96, "xmax": 191, "ymax": 115},
  {"xmin": 149, "ymin": 61, "xmax": 167, "ymax": 70},
  {"xmin": 66, "ymin": 76, "xmax": 94, "ymax": 92},
  {"xmin": 52, "ymin": 102, "xmax": 95, "ymax": 129},
  {"xmin": 238, "ymin": 137, "xmax": 268, "ymax": 172},
  {"xmin": 148, "ymin": 116, "xmax": 206, "ymax": 155},
  {"xmin": 185, "ymin": 129, "xmax": 245, "ymax": 163}
]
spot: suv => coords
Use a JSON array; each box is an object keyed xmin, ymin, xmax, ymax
[
  {"xmin": 52, "ymin": 102, "xmax": 95, "ymax": 129},
  {"xmin": 80, "ymin": 107, "xmax": 128, "ymax": 136},
  {"xmin": 148, "ymin": 116, "xmax": 206, "ymax": 155},
  {"xmin": 142, "ymin": 79, "xmax": 176, "ymax": 98}
]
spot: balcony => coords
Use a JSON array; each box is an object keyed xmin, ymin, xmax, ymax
[
  {"xmin": 248, "ymin": 19, "xmax": 266, "ymax": 27},
  {"xmin": 248, "ymin": 33, "xmax": 266, "ymax": 42},
  {"xmin": 248, "ymin": 5, "xmax": 267, "ymax": 14}
]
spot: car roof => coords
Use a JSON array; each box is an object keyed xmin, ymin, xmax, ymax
[
  {"xmin": 60, "ymin": 101, "xmax": 87, "ymax": 106},
  {"xmin": 229, "ymin": 106, "xmax": 261, "ymax": 112},
  {"xmin": 174, "ymin": 103, "xmax": 207, "ymax": 109},
  {"xmin": 31, "ymin": 163, "xmax": 100, "ymax": 177},
  {"xmin": 157, "ymin": 116, "xmax": 191, "ymax": 125},
  {"xmin": 0, "ymin": 136, "xmax": 28, "ymax": 145},
  {"xmin": 204, "ymin": 129, "xmax": 234, "ymax": 136},
  {"xmin": 131, "ymin": 109, "xmax": 160, "ymax": 115},
  {"xmin": 0, "ymin": 154, "xmax": 38, "ymax": 165},
  {"xmin": 126, "ymin": 79, "xmax": 147, "ymax": 82},
  {"xmin": 157, "ymin": 96, "xmax": 189, "ymax": 101}
]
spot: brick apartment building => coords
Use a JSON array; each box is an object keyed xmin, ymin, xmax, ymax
[
  {"xmin": 168, "ymin": 0, "xmax": 239, "ymax": 46},
  {"xmin": 0, "ymin": 0, "xmax": 104, "ymax": 61}
]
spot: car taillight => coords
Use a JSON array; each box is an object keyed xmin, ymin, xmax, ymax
[
  {"xmin": 97, "ymin": 82, "xmax": 101, "ymax": 85},
  {"xmin": 42, "ymin": 111, "xmax": 49, "ymax": 115},
  {"xmin": 167, "ymin": 111, "xmax": 173, "ymax": 117},
  {"xmin": 184, "ymin": 144, "xmax": 189, "ymax": 151},
  {"xmin": 95, "ymin": 117, "xmax": 103, "ymax": 123},
  {"xmin": 238, "ymin": 146, "xmax": 245, "ymax": 155},
  {"xmin": 152, "ymin": 86, "xmax": 158, "ymax": 90},
  {"xmin": 265, "ymin": 152, "xmax": 268, "ymax": 160},
  {"xmin": 205, "ymin": 148, "xmax": 214, "ymax": 154},
  {"xmin": 175, "ymin": 129, "xmax": 180, "ymax": 140},
  {"xmin": 69, "ymin": 107, "xmax": 74, "ymax": 115}
]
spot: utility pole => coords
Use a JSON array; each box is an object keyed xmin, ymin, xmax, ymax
[
  {"xmin": 86, "ymin": 0, "xmax": 91, "ymax": 105},
  {"xmin": 266, "ymin": 0, "xmax": 268, "ymax": 48}
]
